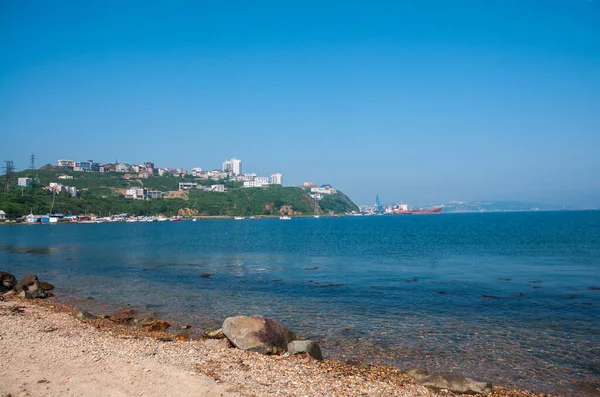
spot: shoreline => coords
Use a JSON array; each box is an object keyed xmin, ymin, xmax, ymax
[{"xmin": 0, "ymin": 295, "xmax": 555, "ymax": 397}]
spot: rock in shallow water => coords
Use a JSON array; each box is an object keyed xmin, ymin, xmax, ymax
[
  {"xmin": 222, "ymin": 315, "xmax": 295, "ymax": 355},
  {"xmin": 287, "ymin": 340, "xmax": 323, "ymax": 360},
  {"xmin": 13, "ymin": 274, "xmax": 49, "ymax": 299},
  {"xmin": 38, "ymin": 281, "xmax": 54, "ymax": 291},
  {"xmin": 404, "ymin": 368, "xmax": 428, "ymax": 381},
  {"xmin": 203, "ymin": 328, "xmax": 225, "ymax": 339},
  {"xmin": 140, "ymin": 318, "xmax": 171, "ymax": 332},
  {"xmin": 418, "ymin": 372, "xmax": 492, "ymax": 396},
  {"xmin": 77, "ymin": 311, "xmax": 98, "ymax": 320}
]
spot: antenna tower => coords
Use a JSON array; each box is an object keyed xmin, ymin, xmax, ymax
[
  {"xmin": 3, "ymin": 160, "xmax": 14, "ymax": 190},
  {"xmin": 29, "ymin": 153, "xmax": 36, "ymax": 169}
]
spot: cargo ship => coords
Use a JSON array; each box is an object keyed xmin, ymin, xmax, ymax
[{"xmin": 393, "ymin": 204, "xmax": 444, "ymax": 215}]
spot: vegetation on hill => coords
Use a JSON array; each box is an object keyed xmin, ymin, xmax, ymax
[{"xmin": 0, "ymin": 170, "xmax": 358, "ymax": 218}]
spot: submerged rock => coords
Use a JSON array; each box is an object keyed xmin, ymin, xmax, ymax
[
  {"xmin": 140, "ymin": 318, "xmax": 171, "ymax": 332},
  {"xmin": 287, "ymin": 340, "xmax": 323, "ymax": 360},
  {"xmin": 481, "ymin": 294, "xmax": 501, "ymax": 300},
  {"xmin": 418, "ymin": 372, "xmax": 492, "ymax": 396},
  {"xmin": 404, "ymin": 368, "xmax": 429, "ymax": 381},
  {"xmin": 77, "ymin": 311, "xmax": 98, "ymax": 320},
  {"xmin": 222, "ymin": 315, "xmax": 296, "ymax": 355}
]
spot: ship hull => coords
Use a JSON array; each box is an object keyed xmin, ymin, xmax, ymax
[{"xmin": 394, "ymin": 206, "xmax": 443, "ymax": 215}]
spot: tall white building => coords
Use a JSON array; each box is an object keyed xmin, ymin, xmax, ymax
[
  {"xmin": 222, "ymin": 158, "xmax": 242, "ymax": 176},
  {"xmin": 270, "ymin": 173, "xmax": 282, "ymax": 185}
]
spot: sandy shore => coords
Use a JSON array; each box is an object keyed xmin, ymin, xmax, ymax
[{"xmin": 0, "ymin": 297, "xmax": 551, "ymax": 397}]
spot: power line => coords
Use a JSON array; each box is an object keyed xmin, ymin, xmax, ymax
[
  {"xmin": 3, "ymin": 160, "xmax": 14, "ymax": 190},
  {"xmin": 29, "ymin": 153, "xmax": 36, "ymax": 169}
]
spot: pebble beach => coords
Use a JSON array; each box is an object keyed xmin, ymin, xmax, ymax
[{"xmin": 0, "ymin": 295, "xmax": 558, "ymax": 397}]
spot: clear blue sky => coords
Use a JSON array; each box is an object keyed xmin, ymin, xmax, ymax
[{"xmin": 1, "ymin": 1, "xmax": 599, "ymax": 206}]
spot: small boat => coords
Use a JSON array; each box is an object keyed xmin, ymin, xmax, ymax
[
  {"xmin": 170, "ymin": 217, "xmax": 181, "ymax": 222},
  {"xmin": 314, "ymin": 215, "xmax": 320, "ymax": 219},
  {"xmin": 249, "ymin": 216, "xmax": 256, "ymax": 220},
  {"xmin": 192, "ymin": 218, "xmax": 197, "ymax": 222},
  {"xmin": 234, "ymin": 216, "xmax": 245, "ymax": 220},
  {"xmin": 157, "ymin": 216, "xmax": 169, "ymax": 222},
  {"xmin": 280, "ymin": 216, "xmax": 291, "ymax": 220}
]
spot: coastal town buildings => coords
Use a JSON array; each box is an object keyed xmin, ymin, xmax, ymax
[
  {"xmin": 125, "ymin": 188, "xmax": 162, "ymax": 200},
  {"xmin": 46, "ymin": 183, "xmax": 77, "ymax": 197},
  {"xmin": 18, "ymin": 177, "xmax": 32, "ymax": 188},
  {"xmin": 44, "ymin": 156, "xmax": 287, "ymax": 201}
]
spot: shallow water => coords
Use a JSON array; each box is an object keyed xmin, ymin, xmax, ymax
[{"xmin": 1, "ymin": 212, "xmax": 599, "ymax": 395}]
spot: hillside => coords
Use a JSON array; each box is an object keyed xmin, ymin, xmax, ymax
[{"xmin": 0, "ymin": 170, "xmax": 358, "ymax": 218}]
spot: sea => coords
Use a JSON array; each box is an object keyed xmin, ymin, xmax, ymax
[{"xmin": 1, "ymin": 211, "xmax": 599, "ymax": 396}]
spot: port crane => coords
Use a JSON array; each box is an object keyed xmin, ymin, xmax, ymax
[{"xmin": 376, "ymin": 195, "xmax": 384, "ymax": 215}]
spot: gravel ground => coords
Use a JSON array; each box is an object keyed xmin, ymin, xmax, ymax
[{"xmin": 0, "ymin": 298, "xmax": 553, "ymax": 397}]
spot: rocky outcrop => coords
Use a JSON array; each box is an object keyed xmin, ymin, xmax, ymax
[
  {"xmin": 222, "ymin": 315, "xmax": 296, "ymax": 355},
  {"xmin": 1, "ymin": 272, "xmax": 54, "ymax": 298},
  {"xmin": 287, "ymin": 340, "xmax": 323, "ymax": 360},
  {"xmin": 417, "ymin": 372, "xmax": 492, "ymax": 396},
  {"xmin": 14, "ymin": 274, "xmax": 48, "ymax": 299},
  {"xmin": 0, "ymin": 272, "xmax": 17, "ymax": 291}
]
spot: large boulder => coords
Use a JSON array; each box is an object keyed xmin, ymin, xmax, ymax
[
  {"xmin": 287, "ymin": 340, "xmax": 323, "ymax": 360},
  {"xmin": 222, "ymin": 315, "xmax": 296, "ymax": 355},
  {"xmin": 418, "ymin": 372, "xmax": 492, "ymax": 396},
  {"xmin": 0, "ymin": 272, "xmax": 17, "ymax": 291}
]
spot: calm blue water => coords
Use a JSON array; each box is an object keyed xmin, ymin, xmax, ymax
[{"xmin": 1, "ymin": 212, "xmax": 599, "ymax": 395}]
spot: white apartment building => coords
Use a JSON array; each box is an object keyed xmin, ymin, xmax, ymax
[
  {"xmin": 243, "ymin": 180, "xmax": 266, "ymax": 188},
  {"xmin": 115, "ymin": 163, "xmax": 130, "ymax": 173},
  {"xmin": 270, "ymin": 173, "xmax": 282, "ymax": 185},
  {"xmin": 191, "ymin": 167, "xmax": 202, "ymax": 176},
  {"xmin": 57, "ymin": 160, "xmax": 75, "ymax": 169},
  {"xmin": 18, "ymin": 177, "xmax": 32, "ymax": 188},
  {"xmin": 311, "ymin": 187, "xmax": 334, "ymax": 195},
  {"xmin": 178, "ymin": 182, "xmax": 197, "ymax": 190},
  {"xmin": 222, "ymin": 158, "xmax": 242, "ymax": 175}
]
